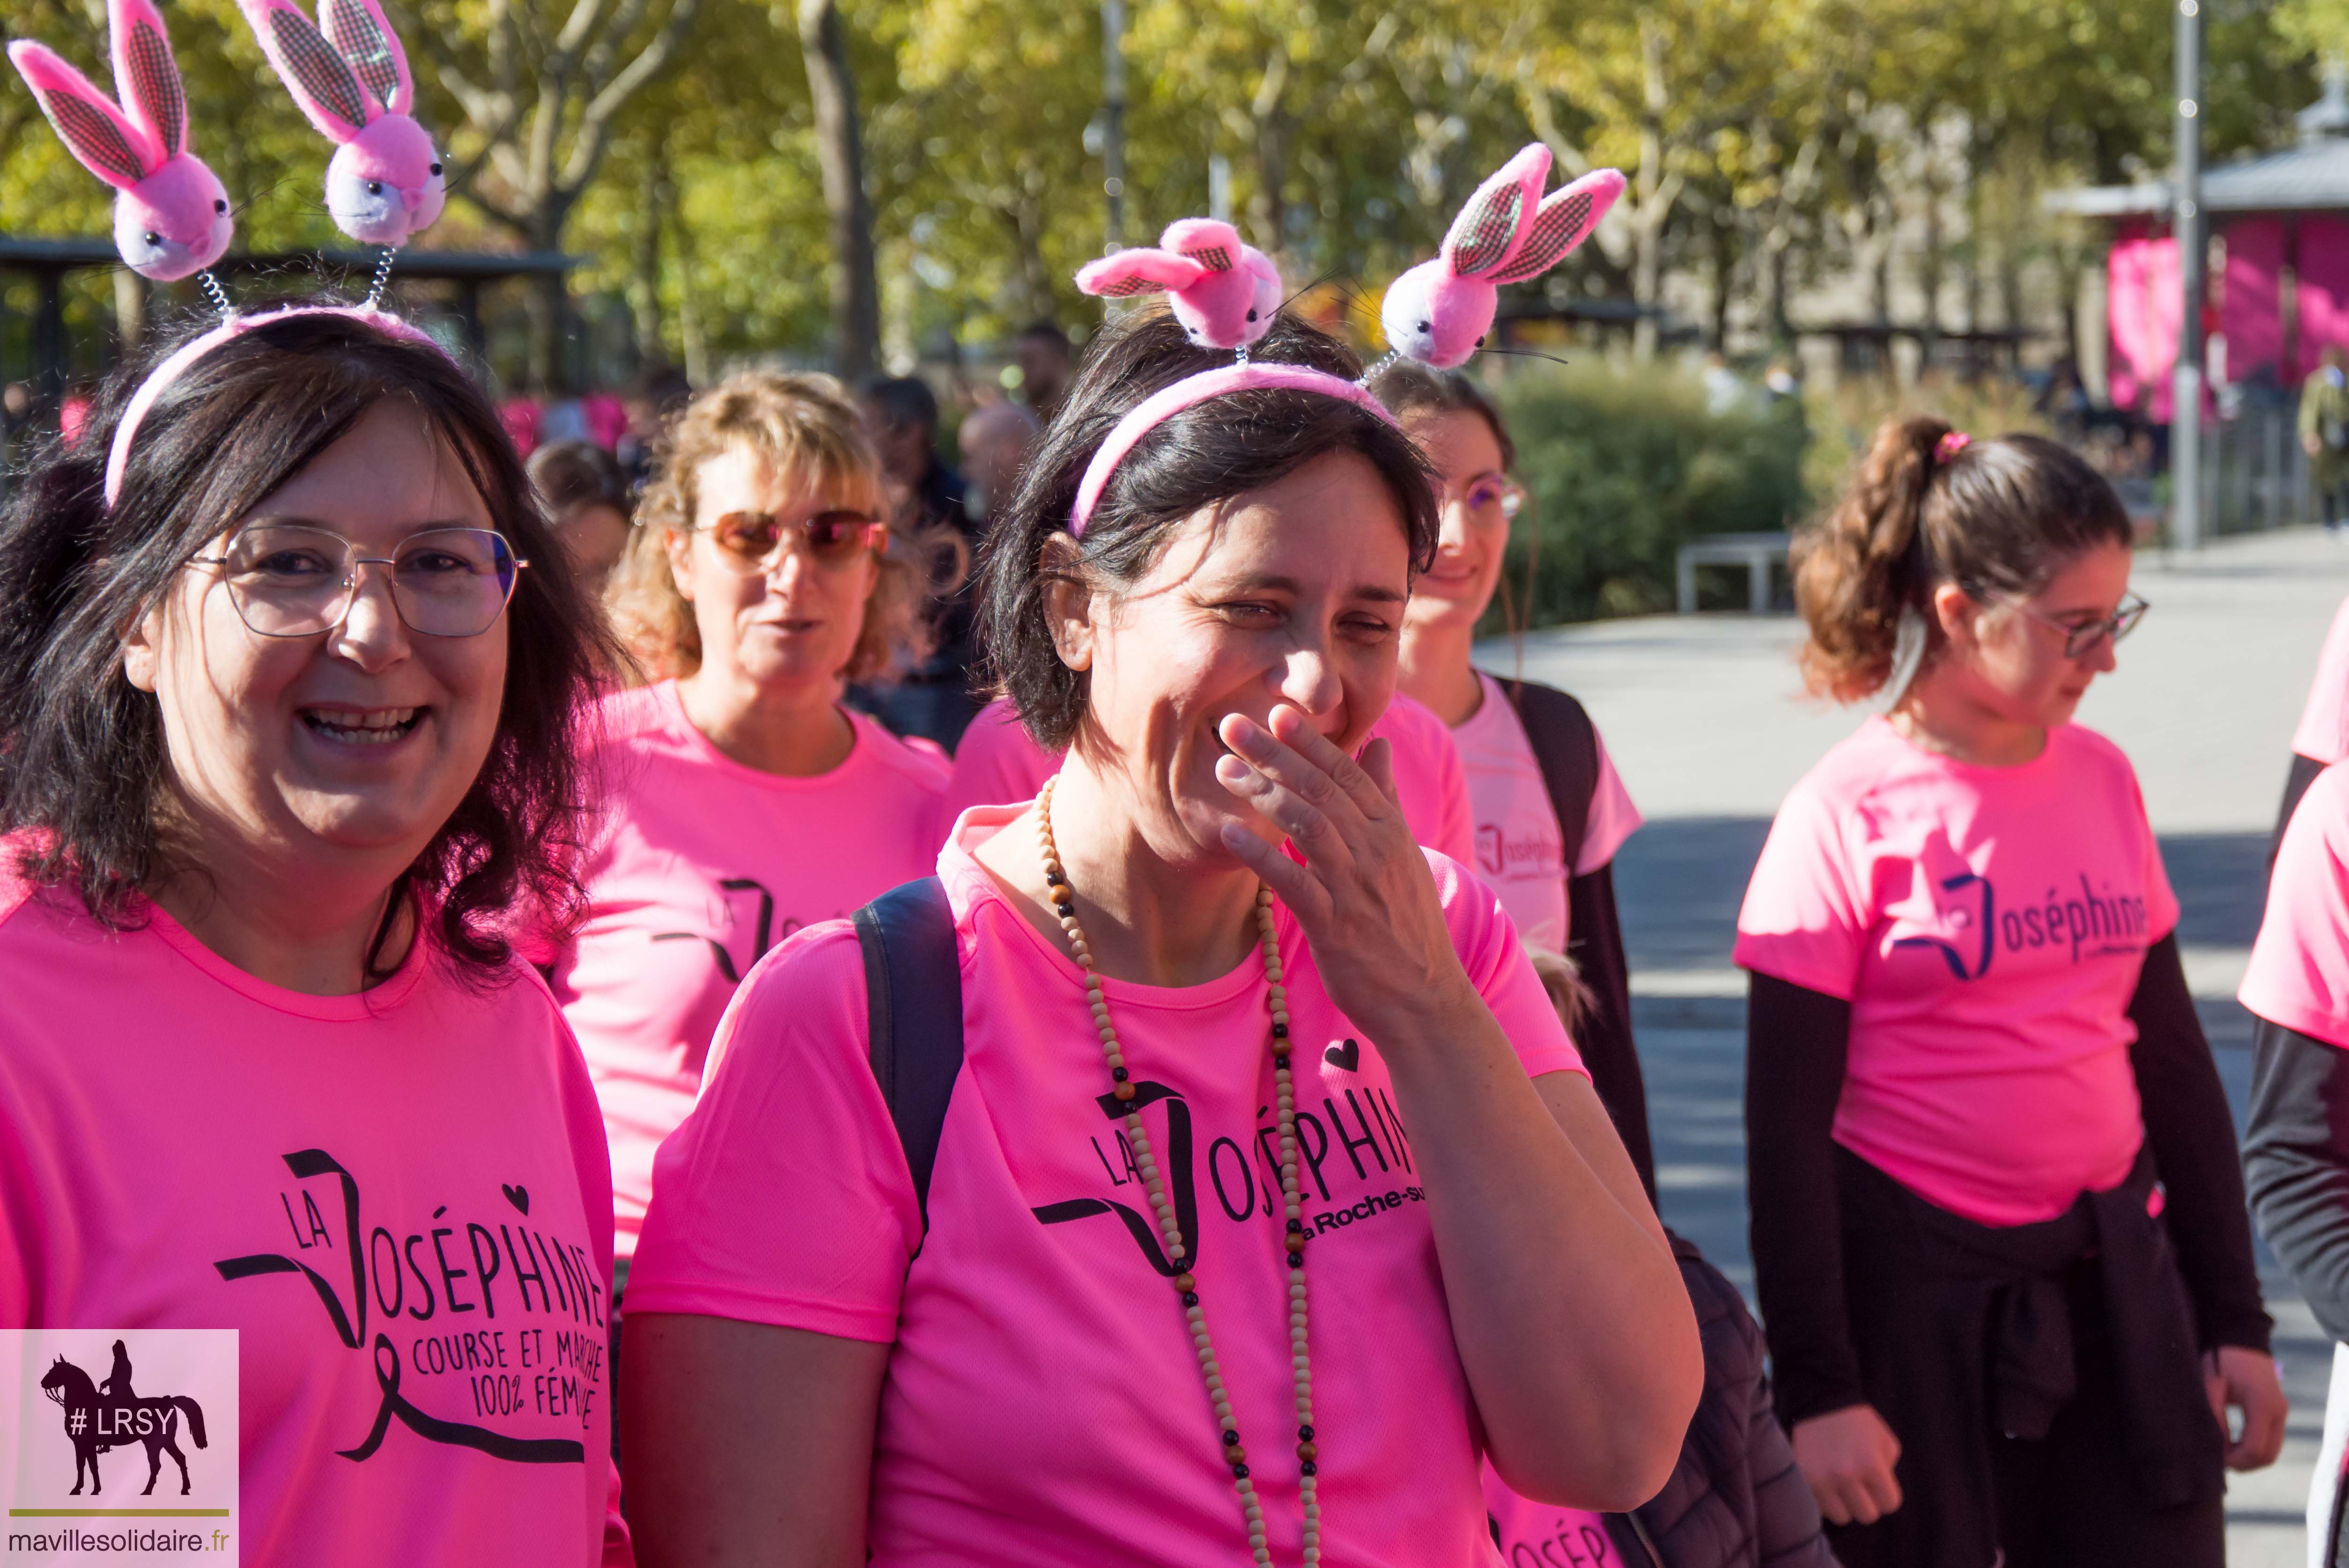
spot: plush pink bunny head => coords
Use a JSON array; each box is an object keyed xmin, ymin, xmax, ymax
[
  {"xmin": 7, "ymin": 0, "xmax": 233, "ymax": 282},
  {"xmin": 239, "ymin": 0, "xmax": 445, "ymax": 246},
  {"xmin": 1075, "ymin": 218, "xmax": 1284, "ymax": 352},
  {"xmin": 1381, "ymin": 146, "xmax": 1624, "ymax": 371}
]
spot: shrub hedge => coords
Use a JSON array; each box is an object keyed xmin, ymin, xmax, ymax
[{"xmin": 1485, "ymin": 360, "xmax": 1811, "ymax": 628}]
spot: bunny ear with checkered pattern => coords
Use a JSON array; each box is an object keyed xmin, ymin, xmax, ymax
[
  {"xmin": 239, "ymin": 0, "xmax": 374, "ymax": 142},
  {"xmin": 1075, "ymin": 246, "xmax": 1207, "ymax": 299},
  {"xmin": 319, "ymin": 0, "xmax": 410, "ymax": 115},
  {"xmin": 1440, "ymin": 143, "xmax": 1551, "ymax": 280},
  {"xmin": 1485, "ymin": 168, "xmax": 1624, "ymax": 286},
  {"xmin": 7, "ymin": 40, "xmax": 159, "ymax": 190},
  {"xmin": 109, "ymin": 0, "xmax": 188, "ymax": 159}
]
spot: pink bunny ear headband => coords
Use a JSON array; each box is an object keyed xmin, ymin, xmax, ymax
[
  {"xmin": 1068, "ymin": 146, "xmax": 1621, "ymax": 536},
  {"xmin": 12, "ymin": 0, "xmax": 453, "ymax": 504}
]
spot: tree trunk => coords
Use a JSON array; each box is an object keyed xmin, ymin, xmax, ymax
[
  {"xmin": 113, "ymin": 270, "xmax": 142, "ymax": 354},
  {"xmin": 1244, "ymin": 50, "xmax": 1290, "ymax": 256},
  {"xmin": 799, "ymin": 0, "xmax": 879, "ymax": 382},
  {"xmin": 525, "ymin": 202, "xmax": 577, "ymax": 392},
  {"xmin": 1707, "ymin": 208, "xmax": 1736, "ymax": 351},
  {"xmin": 1631, "ymin": 11, "xmax": 1669, "ymax": 363},
  {"xmin": 631, "ymin": 141, "xmax": 670, "ymax": 370}
]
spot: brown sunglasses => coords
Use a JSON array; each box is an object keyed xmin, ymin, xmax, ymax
[{"xmin": 699, "ymin": 509, "xmax": 888, "ymax": 573}]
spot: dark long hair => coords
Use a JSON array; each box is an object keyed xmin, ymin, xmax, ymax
[
  {"xmin": 0, "ymin": 305, "xmax": 619, "ymax": 977},
  {"xmin": 979, "ymin": 307, "xmax": 1440, "ymax": 749},
  {"xmin": 1792, "ymin": 417, "xmax": 2131, "ymax": 703}
]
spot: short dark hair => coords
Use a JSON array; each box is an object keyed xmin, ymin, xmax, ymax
[
  {"xmin": 1367, "ymin": 361, "xmax": 1517, "ymax": 472},
  {"xmin": 0, "ymin": 304, "xmax": 619, "ymax": 976},
  {"xmin": 859, "ymin": 374, "xmax": 940, "ymax": 436},
  {"xmin": 527, "ymin": 438, "xmax": 630, "ymax": 518},
  {"xmin": 979, "ymin": 307, "xmax": 1439, "ymax": 750},
  {"xmin": 1017, "ymin": 320, "xmax": 1072, "ymax": 354},
  {"xmin": 626, "ymin": 362, "xmax": 693, "ymax": 414}
]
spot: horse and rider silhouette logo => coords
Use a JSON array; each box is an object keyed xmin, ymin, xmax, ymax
[{"xmin": 37, "ymin": 1340, "xmax": 208, "ymax": 1496}]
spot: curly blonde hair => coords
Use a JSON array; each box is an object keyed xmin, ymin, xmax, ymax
[{"xmin": 608, "ymin": 370, "xmax": 930, "ymax": 682}]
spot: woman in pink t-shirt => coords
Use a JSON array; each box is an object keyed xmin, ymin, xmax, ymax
[
  {"xmin": 0, "ymin": 312, "xmax": 627, "ymax": 1564},
  {"xmin": 556, "ymin": 374, "xmax": 948, "ymax": 1280},
  {"xmin": 2274, "ymin": 592, "xmax": 2349, "ymax": 865},
  {"xmin": 2242, "ymin": 762, "xmax": 2349, "ymax": 1563},
  {"xmin": 1374, "ymin": 366, "xmax": 1832, "ymax": 1567},
  {"xmin": 1372, "ymin": 363, "xmax": 1653, "ymax": 1193},
  {"xmin": 1736, "ymin": 417, "xmax": 2281, "ymax": 1568},
  {"xmin": 623, "ymin": 306, "xmax": 1701, "ymax": 1566}
]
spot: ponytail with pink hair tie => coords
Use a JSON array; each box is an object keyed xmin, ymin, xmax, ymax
[{"xmin": 1935, "ymin": 430, "xmax": 1972, "ymax": 465}]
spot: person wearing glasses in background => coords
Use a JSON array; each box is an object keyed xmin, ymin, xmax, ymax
[
  {"xmin": 0, "ymin": 311, "xmax": 627, "ymax": 1564},
  {"xmin": 1735, "ymin": 419, "xmax": 2283, "ymax": 1568},
  {"xmin": 561, "ymin": 371, "xmax": 951, "ymax": 1427},
  {"xmin": 1371, "ymin": 364, "xmax": 1653, "ymax": 1187},
  {"xmin": 1373, "ymin": 364, "xmax": 1834, "ymax": 1568}
]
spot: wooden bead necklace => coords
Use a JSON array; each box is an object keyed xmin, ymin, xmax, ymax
[{"xmin": 1037, "ymin": 776, "xmax": 1322, "ymax": 1566}]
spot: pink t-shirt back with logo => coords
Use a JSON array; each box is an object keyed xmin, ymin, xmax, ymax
[
  {"xmin": 2292, "ymin": 593, "xmax": 2349, "ymax": 764},
  {"xmin": 2243, "ymin": 760, "xmax": 2349, "ymax": 1048},
  {"xmin": 551, "ymin": 680, "xmax": 947, "ymax": 1258},
  {"xmin": 1734, "ymin": 718, "xmax": 2178, "ymax": 1227},
  {"xmin": 1451, "ymin": 672, "xmax": 1641, "ymax": 952},
  {"xmin": 628, "ymin": 806, "xmax": 1583, "ymax": 1568},
  {"xmin": 1483, "ymin": 1472, "xmax": 1615, "ymax": 1567},
  {"xmin": 0, "ymin": 867, "xmax": 625, "ymax": 1567},
  {"xmin": 941, "ymin": 694, "xmax": 1478, "ymax": 865}
]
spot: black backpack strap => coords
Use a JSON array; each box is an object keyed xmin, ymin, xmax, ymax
[
  {"xmin": 852, "ymin": 876, "xmax": 964, "ymax": 1232},
  {"xmin": 1500, "ymin": 679, "xmax": 1602, "ymax": 873}
]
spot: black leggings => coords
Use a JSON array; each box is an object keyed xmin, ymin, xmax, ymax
[{"xmin": 1826, "ymin": 1257, "xmax": 2224, "ymax": 1568}]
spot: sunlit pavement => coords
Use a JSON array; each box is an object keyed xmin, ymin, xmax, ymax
[{"xmin": 1478, "ymin": 525, "xmax": 2349, "ymax": 1565}]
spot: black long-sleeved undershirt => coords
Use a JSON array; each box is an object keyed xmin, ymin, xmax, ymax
[
  {"xmin": 2274, "ymin": 752, "xmax": 2328, "ymax": 878},
  {"xmin": 1566, "ymin": 861, "xmax": 1655, "ymax": 1201},
  {"xmin": 2245, "ymin": 1017, "xmax": 2349, "ymax": 1345},
  {"xmin": 1747, "ymin": 934, "xmax": 2270, "ymax": 1427}
]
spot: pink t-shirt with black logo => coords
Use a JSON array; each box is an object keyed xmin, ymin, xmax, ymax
[
  {"xmin": 1451, "ymin": 672, "xmax": 1642, "ymax": 952},
  {"xmin": 2242, "ymin": 760, "xmax": 2349, "ymax": 1048},
  {"xmin": 1734, "ymin": 718, "xmax": 2178, "ymax": 1227},
  {"xmin": 0, "ymin": 868, "xmax": 626, "ymax": 1567},
  {"xmin": 2292, "ymin": 593, "xmax": 2349, "ymax": 765},
  {"xmin": 940, "ymin": 695, "xmax": 1478, "ymax": 867},
  {"xmin": 549, "ymin": 680, "xmax": 947, "ymax": 1259},
  {"xmin": 626, "ymin": 806, "xmax": 1583, "ymax": 1568}
]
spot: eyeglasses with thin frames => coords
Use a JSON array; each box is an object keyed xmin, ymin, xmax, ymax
[
  {"xmin": 2008, "ymin": 592, "xmax": 2150, "ymax": 659},
  {"xmin": 1447, "ymin": 476, "xmax": 1524, "ymax": 524},
  {"xmin": 191, "ymin": 523, "xmax": 525, "ymax": 639}
]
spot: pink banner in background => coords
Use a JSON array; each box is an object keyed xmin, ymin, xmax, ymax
[
  {"xmin": 2107, "ymin": 222, "xmax": 2180, "ymax": 422},
  {"xmin": 2302, "ymin": 218, "xmax": 2349, "ymax": 381},
  {"xmin": 2220, "ymin": 218, "xmax": 2284, "ymax": 389}
]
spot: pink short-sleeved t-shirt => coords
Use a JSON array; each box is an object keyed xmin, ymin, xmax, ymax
[
  {"xmin": 941, "ymin": 694, "xmax": 1478, "ymax": 865},
  {"xmin": 2242, "ymin": 761, "xmax": 2349, "ymax": 1048},
  {"xmin": 1452, "ymin": 672, "xmax": 1643, "ymax": 951},
  {"xmin": 2292, "ymin": 594, "xmax": 2349, "ymax": 764},
  {"xmin": 628, "ymin": 806, "xmax": 1584, "ymax": 1568},
  {"xmin": 551, "ymin": 680, "xmax": 946, "ymax": 1258},
  {"xmin": 0, "ymin": 872, "xmax": 623, "ymax": 1567},
  {"xmin": 1733, "ymin": 718, "xmax": 2177, "ymax": 1227}
]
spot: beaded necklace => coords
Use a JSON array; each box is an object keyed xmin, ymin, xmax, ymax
[{"xmin": 1035, "ymin": 776, "xmax": 1322, "ymax": 1566}]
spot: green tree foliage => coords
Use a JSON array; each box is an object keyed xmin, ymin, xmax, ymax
[{"xmin": 3, "ymin": 0, "xmax": 2323, "ymax": 384}]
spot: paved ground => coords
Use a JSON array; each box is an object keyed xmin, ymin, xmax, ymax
[{"xmin": 1477, "ymin": 525, "xmax": 2349, "ymax": 1566}]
